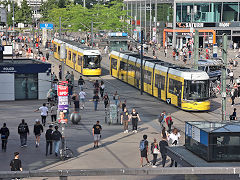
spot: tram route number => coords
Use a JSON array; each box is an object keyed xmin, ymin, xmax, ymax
[{"xmin": 166, "ymin": 98, "xmax": 171, "ymax": 104}]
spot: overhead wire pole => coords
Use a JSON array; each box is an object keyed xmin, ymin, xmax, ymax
[
  {"xmin": 91, "ymin": 21, "xmax": 93, "ymax": 47},
  {"xmin": 221, "ymin": 34, "xmax": 227, "ymax": 122},
  {"xmin": 154, "ymin": 0, "xmax": 157, "ymax": 43},
  {"xmin": 144, "ymin": 0, "xmax": 147, "ymax": 40},
  {"xmin": 194, "ymin": 30, "xmax": 199, "ymax": 70},
  {"xmin": 131, "ymin": 0, "xmax": 133, "ymax": 38},
  {"xmin": 149, "ymin": 0, "xmax": 152, "ymax": 40},
  {"xmin": 140, "ymin": 30, "xmax": 144, "ymax": 95},
  {"xmin": 12, "ymin": 0, "xmax": 14, "ymax": 32}
]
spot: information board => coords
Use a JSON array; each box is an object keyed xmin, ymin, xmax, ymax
[{"xmin": 58, "ymin": 81, "xmax": 68, "ymax": 110}]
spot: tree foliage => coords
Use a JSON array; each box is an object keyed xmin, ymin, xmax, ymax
[{"xmin": 42, "ymin": 0, "xmax": 129, "ymax": 32}]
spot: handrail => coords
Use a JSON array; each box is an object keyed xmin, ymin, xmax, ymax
[{"xmin": 1, "ymin": 167, "xmax": 240, "ymax": 179}]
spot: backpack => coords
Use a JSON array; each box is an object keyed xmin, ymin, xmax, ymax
[
  {"xmin": 18, "ymin": 124, "xmax": 26, "ymax": 133},
  {"xmin": 52, "ymin": 131, "xmax": 60, "ymax": 141},
  {"xmin": 139, "ymin": 140, "xmax": 145, "ymax": 151}
]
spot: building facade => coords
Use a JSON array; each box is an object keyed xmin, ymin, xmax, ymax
[{"xmin": 164, "ymin": 0, "xmax": 240, "ymax": 48}]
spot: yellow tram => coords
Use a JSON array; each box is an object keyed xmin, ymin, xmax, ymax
[
  {"xmin": 52, "ymin": 38, "xmax": 102, "ymax": 76},
  {"xmin": 109, "ymin": 51, "xmax": 210, "ymax": 111}
]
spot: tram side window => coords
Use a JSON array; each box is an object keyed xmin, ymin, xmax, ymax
[
  {"xmin": 155, "ymin": 74, "xmax": 165, "ymax": 89},
  {"xmin": 57, "ymin": 46, "xmax": 60, "ymax": 55},
  {"xmin": 54, "ymin": 44, "xmax": 57, "ymax": 52},
  {"xmin": 120, "ymin": 61, "xmax": 127, "ymax": 71},
  {"xmin": 144, "ymin": 70, "xmax": 152, "ymax": 84},
  {"xmin": 78, "ymin": 55, "xmax": 82, "ymax": 66},
  {"xmin": 68, "ymin": 51, "xmax": 72, "ymax": 61},
  {"xmin": 135, "ymin": 67, "xmax": 140, "ymax": 79},
  {"xmin": 128, "ymin": 63, "xmax": 135, "ymax": 71},
  {"xmin": 73, "ymin": 53, "xmax": 76, "ymax": 63},
  {"xmin": 169, "ymin": 78, "xmax": 182, "ymax": 95},
  {"xmin": 111, "ymin": 58, "xmax": 117, "ymax": 70}
]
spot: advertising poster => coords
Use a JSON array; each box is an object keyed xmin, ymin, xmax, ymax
[{"xmin": 58, "ymin": 81, "xmax": 68, "ymax": 110}]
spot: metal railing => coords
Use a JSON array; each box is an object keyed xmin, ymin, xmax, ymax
[{"xmin": 1, "ymin": 167, "xmax": 240, "ymax": 180}]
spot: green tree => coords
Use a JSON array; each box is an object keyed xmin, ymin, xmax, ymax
[
  {"xmin": 18, "ymin": 0, "xmax": 32, "ymax": 24},
  {"xmin": 39, "ymin": 0, "xmax": 58, "ymax": 21}
]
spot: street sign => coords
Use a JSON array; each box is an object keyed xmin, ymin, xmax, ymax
[
  {"xmin": 166, "ymin": 98, "xmax": 171, "ymax": 104},
  {"xmin": 39, "ymin": 23, "xmax": 54, "ymax": 30}
]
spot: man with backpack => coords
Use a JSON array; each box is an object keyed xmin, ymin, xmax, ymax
[
  {"xmin": 139, "ymin": 134, "xmax": 150, "ymax": 167},
  {"xmin": 18, "ymin": 119, "xmax": 29, "ymax": 148},
  {"xmin": 0, "ymin": 123, "xmax": 10, "ymax": 152},
  {"xmin": 52, "ymin": 126, "xmax": 62, "ymax": 157},
  {"xmin": 45, "ymin": 125, "xmax": 53, "ymax": 156},
  {"xmin": 10, "ymin": 152, "xmax": 22, "ymax": 172}
]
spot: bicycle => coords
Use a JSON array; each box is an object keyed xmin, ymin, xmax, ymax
[{"xmin": 59, "ymin": 137, "xmax": 74, "ymax": 161}]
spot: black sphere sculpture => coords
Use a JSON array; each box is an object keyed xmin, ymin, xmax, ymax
[{"xmin": 70, "ymin": 112, "xmax": 81, "ymax": 124}]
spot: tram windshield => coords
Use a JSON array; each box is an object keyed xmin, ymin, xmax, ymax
[
  {"xmin": 83, "ymin": 55, "xmax": 101, "ymax": 69},
  {"xmin": 185, "ymin": 80, "xmax": 209, "ymax": 100}
]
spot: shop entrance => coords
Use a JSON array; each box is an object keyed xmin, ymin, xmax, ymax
[
  {"xmin": 233, "ymin": 36, "xmax": 240, "ymax": 44},
  {"xmin": 15, "ymin": 74, "xmax": 38, "ymax": 100}
]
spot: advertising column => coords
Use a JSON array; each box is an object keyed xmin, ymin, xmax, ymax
[{"xmin": 58, "ymin": 81, "xmax": 68, "ymax": 111}]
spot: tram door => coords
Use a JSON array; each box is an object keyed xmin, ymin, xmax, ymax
[{"xmin": 177, "ymin": 82, "xmax": 182, "ymax": 108}]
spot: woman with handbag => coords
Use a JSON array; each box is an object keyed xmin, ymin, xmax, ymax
[{"xmin": 151, "ymin": 138, "xmax": 159, "ymax": 168}]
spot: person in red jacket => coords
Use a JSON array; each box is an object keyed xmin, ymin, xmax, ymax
[{"xmin": 165, "ymin": 114, "xmax": 173, "ymax": 133}]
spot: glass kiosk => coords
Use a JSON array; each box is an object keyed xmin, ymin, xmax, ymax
[{"xmin": 185, "ymin": 121, "xmax": 240, "ymax": 162}]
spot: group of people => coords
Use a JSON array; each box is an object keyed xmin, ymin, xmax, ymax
[
  {"xmin": 0, "ymin": 119, "xmax": 63, "ymax": 158},
  {"xmin": 139, "ymin": 127, "xmax": 180, "ymax": 168}
]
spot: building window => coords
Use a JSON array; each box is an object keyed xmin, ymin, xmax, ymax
[
  {"xmin": 194, "ymin": 3, "xmax": 210, "ymax": 22},
  {"xmin": 176, "ymin": 3, "xmax": 182, "ymax": 22},
  {"xmin": 15, "ymin": 74, "xmax": 38, "ymax": 100},
  {"xmin": 212, "ymin": 2, "xmax": 222, "ymax": 22},
  {"xmin": 223, "ymin": 2, "xmax": 238, "ymax": 22}
]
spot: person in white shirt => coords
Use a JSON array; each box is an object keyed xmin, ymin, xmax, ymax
[
  {"xmin": 168, "ymin": 128, "xmax": 180, "ymax": 167},
  {"xmin": 79, "ymin": 89, "xmax": 86, "ymax": 109},
  {"xmin": 35, "ymin": 103, "xmax": 48, "ymax": 126}
]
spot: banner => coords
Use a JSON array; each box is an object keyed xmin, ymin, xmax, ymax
[{"xmin": 58, "ymin": 81, "xmax": 68, "ymax": 110}]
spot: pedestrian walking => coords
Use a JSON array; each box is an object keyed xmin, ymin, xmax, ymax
[
  {"xmin": 93, "ymin": 80, "xmax": 100, "ymax": 94},
  {"xmin": 231, "ymin": 88, "xmax": 236, "ymax": 106},
  {"xmin": 72, "ymin": 92, "xmax": 80, "ymax": 111},
  {"xmin": 79, "ymin": 89, "xmax": 86, "ymax": 109},
  {"xmin": 18, "ymin": 119, "xmax": 29, "ymax": 147},
  {"xmin": 175, "ymin": 51, "xmax": 179, "ymax": 61},
  {"xmin": 172, "ymin": 50, "xmax": 176, "ymax": 61},
  {"xmin": 158, "ymin": 111, "xmax": 166, "ymax": 129},
  {"xmin": 121, "ymin": 100, "xmax": 126, "ymax": 112},
  {"xmin": 46, "ymin": 52, "xmax": 49, "ymax": 60},
  {"xmin": 168, "ymin": 128, "xmax": 180, "ymax": 167},
  {"xmin": 236, "ymin": 76, "xmax": 240, "ymax": 97},
  {"xmin": 139, "ymin": 134, "xmax": 150, "ymax": 167},
  {"xmin": 230, "ymin": 108, "xmax": 237, "ymax": 120},
  {"xmin": 10, "ymin": 152, "xmax": 22, "ymax": 172},
  {"xmin": 45, "ymin": 125, "xmax": 53, "ymax": 156},
  {"xmin": 71, "ymin": 71, "xmax": 74, "ymax": 86},
  {"xmin": 65, "ymin": 71, "xmax": 71, "ymax": 82},
  {"xmin": 188, "ymin": 49, "xmax": 192, "ymax": 59},
  {"xmin": 93, "ymin": 93, "xmax": 100, "ymax": 111},
  {"xmin": 78, "ymin": 76, "xmax": 85, "ymax": 90},
  {"xmin": 165, "ymin": 114, "xmax": 173, "ymax": 133},
  {"xmin": 229, "ymin": 71, "xmax": 234, "ymax": 84},
  {"xmin": 35, "ymin": 103, "xmax": 48, "ymax": 126},
  {"xmin": 151, "ymin": 138, "xmax": 159, "ymax": 168},
  {"xmin": 59, "ymin": 65, "xmax": 62, "ymax": 80},
  {"xmin": 92, "ymin": 121, "xmax": 102, "ymax": 148},
  {"xmin": 33, "ymin": 119, "xmax": 44, "ymax": 148},
  {"xmin": 130, "ymin": 108, "xmax": 141, "ymax": 133},
  {"xmin": 52, "ymin": 126, "xmax": 62, "ymax": 157},
  {"xmin": 100, "ymin": 81, "xmax": 105, "ymax": 98},
  {"xmin": 113, "ymin": 91, "xmax": 120, "ymax": 107},
  {"xmin": 164, "ymin": 47, "xmax": 167, "ymax": 57},
  {"xmin": 159, "ymin": 135, "xmax": 168, "ymax": 167},
  {"xmin": 120, "ymin": 107, "xmax": 130, "ymax": 133},
  {"xmin": 50, "ymin": 104, "xmax": 57, "ymax": 122},
  {"xmin": 103, "ymin": 92, "xmax": 110, "ymax": 109},
  {"xmin": 0, "ymin": 123, "xmax": 10, "ymax": 152}
]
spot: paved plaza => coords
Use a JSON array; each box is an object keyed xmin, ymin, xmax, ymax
[{"xmin": 1, "ymin": 43, "xmax": 240, "ymax": 180}]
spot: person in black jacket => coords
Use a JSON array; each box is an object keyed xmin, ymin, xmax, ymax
[
  {"xmin": 18, "ymin": 119, "xmax": 29, "ymax": 148},
  {"xmin": 52, "ymin": 126, "xmax": 62, "ymax": 156},
  {"xmin": 45, "ymin": 125, "xmax": 53, "ymax": 156},
  {"xmin": 33, "ymin": 119, "xmax": 44, "ymax": 148},
  {"xmin": 0, "ymin": 123, "xmax": 10, "ymax": 151},
  {"xmin": 159, "ymin": 135, "xmax": 168, "ymax": 167}
]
